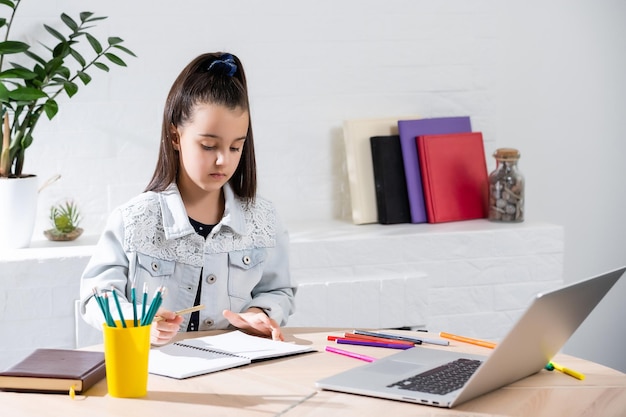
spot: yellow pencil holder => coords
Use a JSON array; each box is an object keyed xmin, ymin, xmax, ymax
[{"xmin": 103, "ymin": 320, "xmax": 151, "ymax": 398}]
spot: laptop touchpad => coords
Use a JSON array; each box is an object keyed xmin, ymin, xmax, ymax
[{"xmin": 366, "ymin": 360, "xmax": 423, "ymax": 376}]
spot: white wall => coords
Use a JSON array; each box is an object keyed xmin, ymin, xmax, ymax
[{"xmin": 7, "ymin": 1, "xmax": 625, "ymax": 371}]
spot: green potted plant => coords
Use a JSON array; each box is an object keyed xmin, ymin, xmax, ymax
[
  {"xmin": 44, "ymin": 199, "xmax": 82, "ymax": 241},
  {"xmin": 0, "ymin": 0, "xmax": 135, "ymax": 249}
]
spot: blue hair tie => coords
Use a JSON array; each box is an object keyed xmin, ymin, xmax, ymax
[{"xmin": 208, "ymin": 54, "xmax": 237, "ymax": 77}]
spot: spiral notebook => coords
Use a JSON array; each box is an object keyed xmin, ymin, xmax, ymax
[{"xmin": 148, "ymin": 330, "xmax": 315, "ymax": 379}]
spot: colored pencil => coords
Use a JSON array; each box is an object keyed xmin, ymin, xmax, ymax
[{"xmin": 154, "ymin": 304, "xmax": 206, "ymax": 322}]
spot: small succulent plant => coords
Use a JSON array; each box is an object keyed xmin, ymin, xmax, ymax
[{"xmin": 48, "ymin": 200, "xmax": 81, "ymax": 234}]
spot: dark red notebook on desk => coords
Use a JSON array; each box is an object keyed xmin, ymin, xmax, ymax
[
  {"xmin": 0, "ymin": 349, "xmax": 105, "ymax": 394},
  {"xmin": 417, "ymin": 132, "xmax": 488, "ymax": 223}
]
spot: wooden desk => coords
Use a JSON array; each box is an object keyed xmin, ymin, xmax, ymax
[{"xmin": 3, "ymin": 328, "xmax": 626, "ymax": 417}]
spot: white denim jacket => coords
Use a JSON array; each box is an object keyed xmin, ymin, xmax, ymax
[{"xmin": 79, "ymin": 183, "xmax": 295, "ymax": 331}]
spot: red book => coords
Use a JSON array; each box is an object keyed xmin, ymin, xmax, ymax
[{"xmin": 417, "ymin": 132, "xmax": 488, "ymax": 223}]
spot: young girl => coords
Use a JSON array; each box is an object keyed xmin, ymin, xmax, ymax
[{"xmin": 79, "ymin": 52, "xmax": 295, "ymax": 345}]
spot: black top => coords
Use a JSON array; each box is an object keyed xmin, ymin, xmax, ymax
[{"xmin": 186, "ymin": 217, "xmax": 214, "ymax": 331}]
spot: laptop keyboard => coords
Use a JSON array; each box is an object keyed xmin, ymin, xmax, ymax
[{"xmin": 387, "ymin": 358, "xmax": 482, "ymax": 395}]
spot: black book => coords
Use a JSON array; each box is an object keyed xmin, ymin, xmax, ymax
[{"xmin": 370, "ymin": 135, "xmax": 411, "ymax": 224}]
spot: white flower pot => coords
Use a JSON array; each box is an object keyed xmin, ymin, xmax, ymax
[{"xmin": 0, "ymin": 175, "xmax": 38, "ymax": 249}]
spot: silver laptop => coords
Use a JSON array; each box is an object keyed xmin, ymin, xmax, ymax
[{"xmin": 316, "ymin": 266, "xmax": 625, "ymax": 408}]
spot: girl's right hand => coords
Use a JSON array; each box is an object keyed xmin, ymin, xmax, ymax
[{"xmin": 150, "ymin": 307, "xmax": 184, "ymax": 346}]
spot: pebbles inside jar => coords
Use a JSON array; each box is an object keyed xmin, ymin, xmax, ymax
[{"xmin": 488, "ymin": 148, "xmax": 524, "ymax": 222}]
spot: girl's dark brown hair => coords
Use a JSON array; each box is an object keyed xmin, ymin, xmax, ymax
[{"xmin": 145, "ymin": 52, "xmax": 256, "ymax": 200}]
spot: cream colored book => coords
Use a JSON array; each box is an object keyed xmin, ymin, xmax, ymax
[{"xmin": 343, "ymin": 116, "xmax": 419, "ymax": 224}]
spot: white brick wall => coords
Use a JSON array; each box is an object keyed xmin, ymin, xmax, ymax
[
  {"xmin": 287, "ymin": 220, "xmax": 564, "ymax": 340},
  {"xmin": 0, "ymin": 252, "xmax": 92, "ymax": 371},
  {"xmin": 0, "ymin": 220, "xmax": 563, "ymax": 371}
]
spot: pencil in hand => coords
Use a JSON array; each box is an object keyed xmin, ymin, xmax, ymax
[{"xmin": 154, "ymin": 304, "xmax": 205, "ymax": 322}]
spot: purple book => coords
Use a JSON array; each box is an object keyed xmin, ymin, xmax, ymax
[{"xmin": 397, "ymin": 116, "xmax": 472, "ymax": 223}]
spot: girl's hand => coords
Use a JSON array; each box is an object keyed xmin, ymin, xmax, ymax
[
  {"xmin": 150, "ymin": 307, "xmax": 184, "ymax": 346},
  {"xmin": 222, "ymin": 308, "xmax": 284, "ymax": 341}
]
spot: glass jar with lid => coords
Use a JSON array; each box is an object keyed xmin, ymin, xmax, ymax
[{"xmin": 488, "ymin": 148, "xmax": 524, "ymax": 222}]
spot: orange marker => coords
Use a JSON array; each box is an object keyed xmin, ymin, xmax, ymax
[{"xmin": 439, "ymin": 332, "xmax": 497, "ymax": 349}]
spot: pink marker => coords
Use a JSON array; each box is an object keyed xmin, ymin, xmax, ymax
[{"xmin": 325, "ymin": 346, "xmax": 376, "ymax": 362}]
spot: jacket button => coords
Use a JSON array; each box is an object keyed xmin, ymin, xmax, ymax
[
  {"xmin": 243, "ymin": 255, "xmax": 251, "ymax": 265},
  {"xmin": 203, "ymin": 318, "xmax": 214, "ymax": 327},
  {"xmin": 151, "ymin": 262, "xmax": 159, "ymax": 271},
  {"xmin": 206, "ymin": 274, "xmax": 217, "ymax": 284}
]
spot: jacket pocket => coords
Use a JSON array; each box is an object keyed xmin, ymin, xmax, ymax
[
  {"xmin": 136, "ymin": 252, "xmax": 176, "ymax": 277},
  {"xmin": 227, "ymin": 248, "xmax": 267, "ymax": 300},
  {"xmin": 132, "ymin": 253, "xmax": 176, "ymax": 305},
  {"xmin": 228, "ymin": 248, "xmax": 267, "ymax": 270}
]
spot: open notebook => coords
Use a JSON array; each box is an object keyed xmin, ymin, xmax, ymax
[{"xmin": 149, "ymin": 330, "xmax": 315, "ymax": 379}]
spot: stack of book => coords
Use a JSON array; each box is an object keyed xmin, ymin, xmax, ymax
[{"xmin": 343, "ymin": 116, "xmax": 489, "ymax": 225}]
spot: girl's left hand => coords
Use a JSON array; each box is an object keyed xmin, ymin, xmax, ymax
[{"xmin": 222, "ymin": 308, "xmax": 284, "ymax": 341}]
